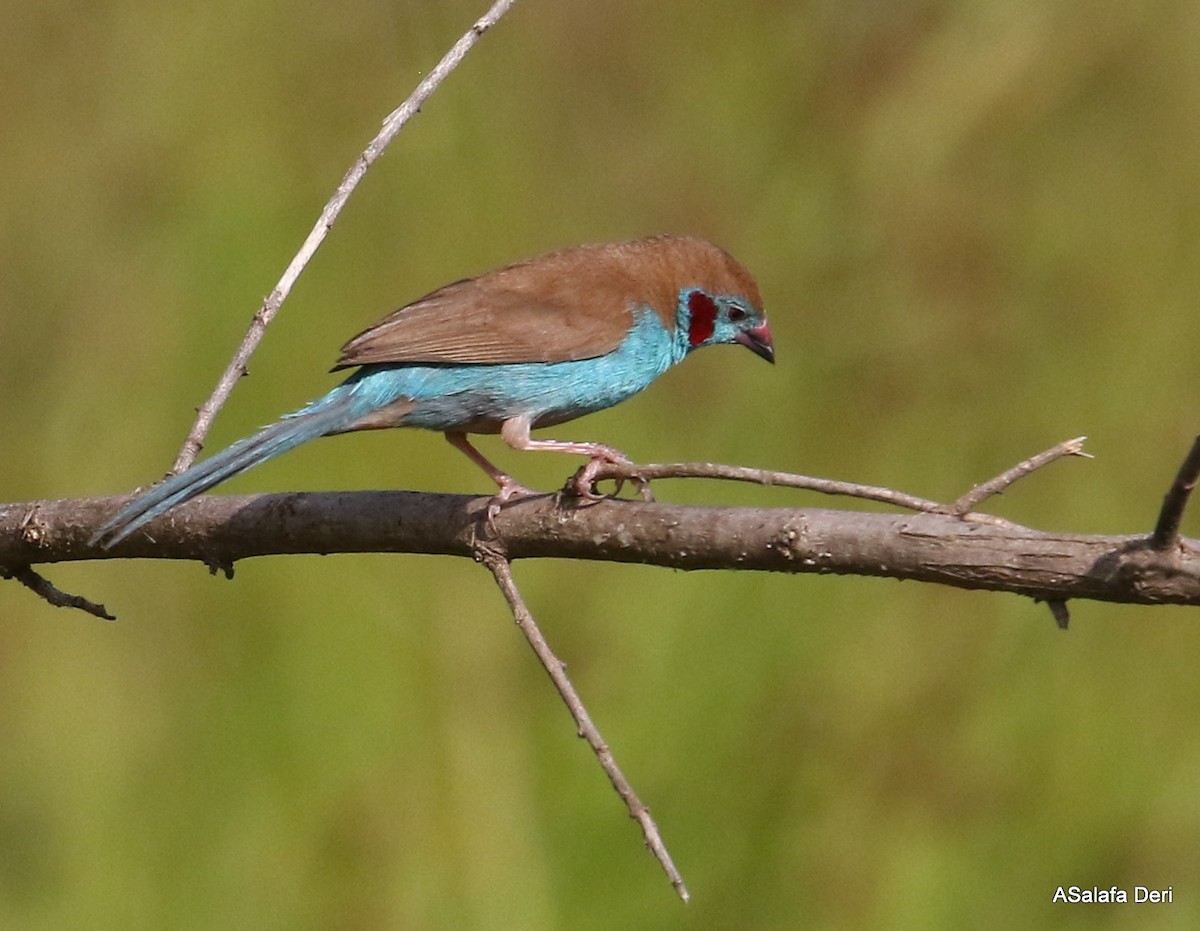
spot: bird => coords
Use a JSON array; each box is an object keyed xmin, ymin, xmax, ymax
[{"xmin": 92, "ymin": 234, "xmax": 774, "ymax": 547}]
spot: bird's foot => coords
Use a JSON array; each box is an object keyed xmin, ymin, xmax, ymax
[
  {"xmin": 485, "ymin": 477, "xmax": 540, "ymax": 528},
  {"xmin": 563, "ymin": 453, "xmax": 653, "ymax": 504}
]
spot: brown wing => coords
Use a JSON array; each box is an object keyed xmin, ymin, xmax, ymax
[
  {"xmin": 332, "ymin": 235, "xmax": 759, "ymax": 370},
  {"xmin": 332, "ymin": 273, "xmax": 634, "ymax": 369}
]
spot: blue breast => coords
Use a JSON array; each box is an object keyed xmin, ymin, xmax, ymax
[{"xmin": 318, "ymin": 306, "xmax": 685, "ymax": 433}]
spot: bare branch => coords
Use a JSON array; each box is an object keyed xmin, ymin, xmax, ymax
[
  {"xmin": 1151, "ymin": 435, "xmax": 1200, "ymax": 552},
  {"xmin": 594, "ymin": 461, "xmax": 946, "ymax": 514},
  {"xmin": 0, "ymin": 563, "xmax": 115, "ymax": 621},
  {"xmin": 169, "ymin": 0, "xmax": 520, "ymax": 475},
  {"xmin": 948, "ymin": 436, "xmax": 1090, "ymax": 515},
  {"xmin": 475, "ymin": 541, "xmax": 689, "ymax": 902},
  {"xmin": 593, "ymin": 437, "xmax": 1090, "ymax": 526},
  {"xmin": 7, "ymin": 489, "xmax": 1200, "ymax": 608}
]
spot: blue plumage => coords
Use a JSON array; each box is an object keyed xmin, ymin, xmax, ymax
[
  {"xmin": 356, "ymin": 306, "xmax": 683, "ymax": 430},
  {"xmin": 92, "ymin": 236, "xmax": 773, "ymax": 547}
]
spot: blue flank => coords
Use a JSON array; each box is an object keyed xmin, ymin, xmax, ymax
[
  {"xmin": 343, "ymin": 307, "xmax": 686, "ymax": 428},
  {"xmin": 92, "ymin": 308, "xmax": 686, "ymax": 547}
]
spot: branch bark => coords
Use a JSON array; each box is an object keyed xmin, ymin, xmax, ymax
[{"xmin": 4, "ymin": 489, "xmax": 1198, "ymax": 608}]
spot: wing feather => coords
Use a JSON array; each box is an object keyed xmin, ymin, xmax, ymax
[
  {"xmin": 333, "ymin": 276, "xmax": 633, "ymax": 368},
  {"xmin": 332, "ymin": 236, "xmax": 757, "ymax": 370}
]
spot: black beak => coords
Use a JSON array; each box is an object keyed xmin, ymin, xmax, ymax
[{"xmin": 734, "ymin": 321, "xmax": 775, "ymax": 364}]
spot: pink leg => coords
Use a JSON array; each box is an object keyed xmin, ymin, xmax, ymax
[
  {"xmin": 445, "ymin": 431, "xmax": 538, "ymax": 519},
  {"xmin": 499, "ymin": 416, "xmax": 649, "ymax": 501}
]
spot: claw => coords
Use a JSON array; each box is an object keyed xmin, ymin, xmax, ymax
[
  {"xmin": 565, "ymin": 454, "xmax": 653, "ymax": 503},
  {"xmin": 485, "ymin": 477, "xmax": 538, "ymax": 529}
]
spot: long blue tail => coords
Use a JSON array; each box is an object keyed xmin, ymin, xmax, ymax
[{"xmin": 92, "ymin": 387, "xmax": 364, "ymax": 548}]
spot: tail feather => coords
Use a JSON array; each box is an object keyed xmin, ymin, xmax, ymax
[{"xmin": 92, "ymin": 390, "xmax": 360, "ymax": 548}]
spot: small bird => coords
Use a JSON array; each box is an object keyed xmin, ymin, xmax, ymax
[{"xmin": 92, "ymin": 235, "xmax": 774, "ymax": 547}]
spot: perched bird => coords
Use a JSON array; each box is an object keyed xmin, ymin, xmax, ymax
[{"xmin": 92, "ymin": 235, "xmax": 774, "ymax": 547}]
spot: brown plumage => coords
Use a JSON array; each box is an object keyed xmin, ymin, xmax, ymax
[{"xmin": 332, "ymin": 235, "xmax": 763, "ymax": 369}]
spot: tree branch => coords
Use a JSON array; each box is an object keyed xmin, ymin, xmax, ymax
[
  {"xmin": 947, "ymin": 435, "xmax": 1090, "ymax": 515},
  {"xmin": 8, "ymin": 440, "xmax": 1199, "ymax": 900},
  {"xmin": 592, "ymin": 436, "xmax": 1090, "ymax": 525},
  {"xmin": 169, "ymin": 0, "xmax": 519, "ymax": 475},
  {"xmin": 0, "ymin": 563, "xmax": 115, "ymax": 621},
  {"xmin": 1151, "ymin": 434, "xmax": 1200, "ymax": 552},
  {"xmin": 594, "ymin": 461, "xmax": 947, "ymax": 514},
  {"xmin": 475, "ymin": 543, "xmax": 688, "ymax": 901},
  {"xmin": 4, "ymin": 486, "xmax": 1198, "ymax": 608}
]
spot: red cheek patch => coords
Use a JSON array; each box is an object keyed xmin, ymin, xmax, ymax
[{"xmin": 687, "ymin": 290, "xmax": 717, "ymax": 346}]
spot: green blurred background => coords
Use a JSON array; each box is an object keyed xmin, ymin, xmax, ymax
[{"xmin": 3, "ymin": 0, "xmax": 1200, "ymax": 927}]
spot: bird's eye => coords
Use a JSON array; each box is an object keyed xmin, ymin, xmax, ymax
[{"xmin": 728, "ymin": 305, "xmax": 748, "ymax": 322}]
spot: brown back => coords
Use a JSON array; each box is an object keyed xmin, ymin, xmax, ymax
[{"xmin": 332, "ymin": 235, "xmax": 762, "ymax": 369}]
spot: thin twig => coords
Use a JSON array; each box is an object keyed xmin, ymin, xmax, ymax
[
  {"xmin": 593, "ymin": 461, "xmax": 945, "ymax": 513},
  {"xmin": 1150, "ymin": 435, "xmax": 1200, "ymax": 552},
  {"xmin": 170, "ymin": 0, "xmax": 520, "ymax": 475},
  {"xmin": 474, "ymin": 541, "xmax": 690, "ymax": 903},
  {"xmin": 948, "ymin": 436, "xmax": 1090, "ymax": 515},
  {"xmin": 0, "ymin": 564, "xmax": 115, "ymax": 621},
  {"xmin": 592, "ymin": 440, "xmax": 1089, "ymax": 525}
]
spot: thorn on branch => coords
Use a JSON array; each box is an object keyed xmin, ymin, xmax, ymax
[
  {"xmin": 1, "ymin": 564, "xmax": 116, "ymax": 621},
  {"xmin": 205, "ymin": 557, "xmax": 235, "ymax": 580},
  {"xmin": 1150, "ymin": 435, "xmax": 1200, "ymax": 552},
  {"xmin": 1044, "ymin": 598, "xmax": 1071, "ymax": 630}
]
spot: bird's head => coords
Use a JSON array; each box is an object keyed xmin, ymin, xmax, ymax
[{"xmin": 679, "ymin": 288, "xmax": 775, "ymax": 364}]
